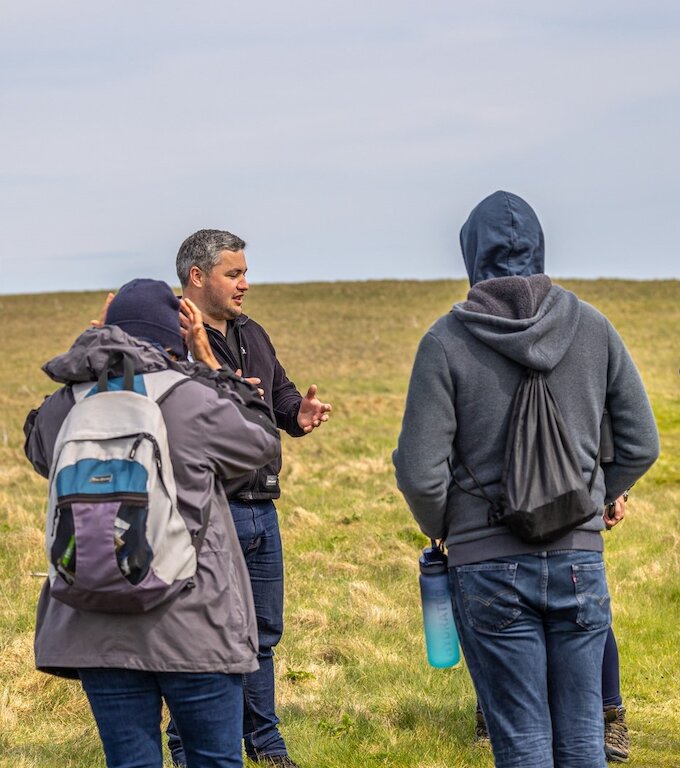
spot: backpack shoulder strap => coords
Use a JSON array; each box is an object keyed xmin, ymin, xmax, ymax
[
  {"xmin": 71, "ymin": 368, "xmax": 189, "ymax": 404},
  {"xmin": 452, "ymin": 368, "xmax": 533, "ymax": 514},
  {"xmin": 143, "ymin": 370, "xmax": 191, "ymax": 404},
  {"xmin": 71, "ymin": 381, "xmax": 94, "ymax": 403},
  {"xmin": 143, "ymin": 369, "xmax": 208, "ymax": 556}
]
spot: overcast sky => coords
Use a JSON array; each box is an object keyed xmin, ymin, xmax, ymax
[{"xmin": 1, "ymin": 1, "xmax": 679, "ymax": 294}]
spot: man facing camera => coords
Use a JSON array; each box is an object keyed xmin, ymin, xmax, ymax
[{"xmin": 168, "ymin": 230, "xmax": 332, "ymax": 768}]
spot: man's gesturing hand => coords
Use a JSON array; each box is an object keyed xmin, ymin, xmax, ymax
[
  {"xmin": 235, "ymin": 369, "xmax": 265, "ymax": 399},
  {"xmin": 297, "ymin": 385, "xmax": 332, "ymax": 433},
  {"xmin": 179, "ymin": 298, "xmax": 221, "ymax": 370}
]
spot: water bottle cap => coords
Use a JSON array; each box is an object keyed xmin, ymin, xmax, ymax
[{"xmin": 419, "ymin": 545, "xmax": 447, "ymax": 574}]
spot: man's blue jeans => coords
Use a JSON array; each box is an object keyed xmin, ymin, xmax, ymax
[
  {"xmin": 168, "ymin": 500, "xmax": 287, "ymax": 765},
  {"xmin": 450, "ymin": 550, "xmax": 610, "ymax": 768},
  {"xmin": 79, "ymin": 668, "xmax": 243, "ymax": 768}
]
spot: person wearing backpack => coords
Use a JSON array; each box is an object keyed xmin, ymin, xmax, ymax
[
  {"xmin": 393, "ymin": 191, "xmax": 659, "ymax": 768},
  {"xmin": 24, "ymin": 278, "xmax": 281, "ymax": 768}
]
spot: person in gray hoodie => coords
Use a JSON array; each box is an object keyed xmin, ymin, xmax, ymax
[
  {"xmin": 393, "ymin": 192, "xmax": 659, "ymax": 768},
  {"xmin": 24, "ymin": 279, "xmax": 281, "ymax": 768}
]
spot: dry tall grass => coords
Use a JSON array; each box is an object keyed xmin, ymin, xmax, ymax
[{"xmin": 0, "ymin": 280, "xmax": 678, "ymax": 767}]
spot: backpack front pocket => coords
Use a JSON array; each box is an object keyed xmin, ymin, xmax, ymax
[
  {"xmin": 113, "ymin": 502, "xmax": 153, "ymax": 585},
  {"xmin": 51, "ymin": 497, "xmax": 153, "ymax": 587},
  {"xmin": 51, "ymin": 505, "xmax": 77, "ymax": 583}
]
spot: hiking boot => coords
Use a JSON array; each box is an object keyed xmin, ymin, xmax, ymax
[
  {"xmin": 604, "ymin": 705, "xmax": 630, "ymax": 763},
  {"xmin": 475, "ymin": 710, "xmax": 490, "ymax": 744},
  {"xmin": 254, "ymin": 756, "xmax": 300, "ymax": 768}
]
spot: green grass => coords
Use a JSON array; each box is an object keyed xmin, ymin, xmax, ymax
[{"xmin": 1, "ymin": 279, "xmax": 679, "ymax": 767}]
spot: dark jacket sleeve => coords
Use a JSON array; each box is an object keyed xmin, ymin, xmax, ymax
[
  {"xmin": 258, "ymin": 327, "xmax": 305, "ymax": 438},
  {"xmin": 23, "ymin": 387, "xmax": 75, "ymax": 478},
  {"xmin": 602, "ymin": 321, "xmax": 660, "ymax": 501}
]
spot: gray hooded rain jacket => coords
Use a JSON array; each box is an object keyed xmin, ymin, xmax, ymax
[{"xmin": 24, "ymin": 326, "xmax": 281, "ymax": 678}]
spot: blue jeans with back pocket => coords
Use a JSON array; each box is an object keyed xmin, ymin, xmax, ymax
[
  {"xmin": 451, "ymin": 550, "xmax": 610, "ymax": 768},
  {"xmin": 80, "ymin": 668, "xmax": 243, "ymax": 768}
]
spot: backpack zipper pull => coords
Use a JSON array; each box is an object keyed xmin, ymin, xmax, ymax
[
  {"xmin": 153, "ymin": 442, "xmax": 163, "ymax": 472},
  {"xmin": 129, "ymin": 435, "xmax": 144, "ymax": 459}
]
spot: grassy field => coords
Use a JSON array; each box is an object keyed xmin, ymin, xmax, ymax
[{"xmin": 0, "ymin": 279, "xmax": 678, "ymax": 767}]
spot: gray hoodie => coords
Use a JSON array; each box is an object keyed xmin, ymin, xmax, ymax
[
  {"xmin": 393, "ymin": 191, "xmax": 659, "ymax": 565},
  {"xmin": 24, "ymin": 326, "xmax": 281, "ymax": 677}
]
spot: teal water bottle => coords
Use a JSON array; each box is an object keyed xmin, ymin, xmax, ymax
[{"xmin": 419, "ymin": 540, "xmax": 460, "ymax": 668}]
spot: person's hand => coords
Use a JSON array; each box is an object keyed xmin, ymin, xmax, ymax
[
  {"xmin": 297, "ymin": 385, "xmax": 332, "ymax": 433},
  {"xmin": 179, "ymin": 298, "xmax": 221, "ymax": 370},
  {"xmin": 90, "ymin": 292, "xmax": 115, "ymax": 327},
  {"xmin": 604, "ymin": 495, "xmax": 626, "ymax": 529},
  {"xmin": 235, "ymin": 369, "xmax": 264, "ymax": 399}
]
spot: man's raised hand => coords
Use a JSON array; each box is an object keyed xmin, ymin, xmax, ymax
[
  {"xmin": 297, "ymin": 385, "xmax": 332, "ymax": 433},
  {"xmin": 235, "ymin": 369, "xmax": 265, "ymax": 399},
  {"xmin": 179, "ymin": 297, "xmax": 221, "ymax": 370}
]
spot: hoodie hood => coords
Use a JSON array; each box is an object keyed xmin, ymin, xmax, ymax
[
  {"xmin": 453, "ymin": 282, "xmax": 581, "ymax": 372},
  {"xmin": 460, "ymin": 274, "xmax": 552, "ymax": 320},
  {"xmin": 42, "ymin": 325, "xmax": 180, "ymax": 383},
  {"xmin": 460, "ymin": 191, "xmax": 544, "ymax": 286}
]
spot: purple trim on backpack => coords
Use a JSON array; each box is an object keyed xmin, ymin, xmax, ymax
[{"xmin": 51, "ymin": 501, "xmax": 188, "ymax": 614}]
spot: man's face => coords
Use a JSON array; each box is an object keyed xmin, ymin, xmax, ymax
[{"xmin": 201, "ymin": 249, "xmax": 249, "ymax": 321}]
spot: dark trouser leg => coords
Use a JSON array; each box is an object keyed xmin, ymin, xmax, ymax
[
  {"xmin": 602, "ymin": 625, "xmax": 623, "ymax": 708},
  {"xmin": 166, "ymin": 499, "xmax": 287, "ymax": 764},
  {"xmin": 545, "ymin": 551, "xmax": 609, "ymax": 768},
  {"xmin": 230, "ymin": 500, "xmax": 287, "ymax": 759},
  {"xmin": 161, "ymin": 672, "xmax": 243, "ymax": 768},
  {"xmin": 167, "ymin": 717, "xmax": 185, "ymax": 766}
]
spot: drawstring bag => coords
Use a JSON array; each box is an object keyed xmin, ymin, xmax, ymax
[{"xmin": 461, "ymin": 369, "xmax": 599, "ymax": 544}]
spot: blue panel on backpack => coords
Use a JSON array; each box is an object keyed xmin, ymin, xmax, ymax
[
  {"xmin": 56, "ymin": 459, "xmax": 148, "ymax": 497},
  {"xmin": 86, "ymin": 375, "xmax": 147, "ymax": 397}
]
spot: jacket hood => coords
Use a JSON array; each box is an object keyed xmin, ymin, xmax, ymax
[
  {"xmin": 460, "ymin": 191, "xmax": 545, "ymax": 286},
  {"xmin": 43, "ymin": 326, "xmax": 179, "ymax": 383},
  {"xmin": 453, "ymin": 280, "xmax": 581, "ymax": 372}
]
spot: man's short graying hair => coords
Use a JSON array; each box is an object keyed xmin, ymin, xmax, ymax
[{"xmin": 176, "ymin": 229, "xmax": 246, "ymax": 287}]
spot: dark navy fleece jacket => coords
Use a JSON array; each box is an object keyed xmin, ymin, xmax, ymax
[
  {"xmin": 206, "ymin": 313, "xmax": 305, "ymax": 501},
  {"xmin": 393, "ymin": 191, "xmax": 659, "ymax": 565}
]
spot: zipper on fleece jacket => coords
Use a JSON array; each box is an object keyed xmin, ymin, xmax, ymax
[{"xmin": 204, "ymin": 324, "xmax": 243, "ymax": 372}]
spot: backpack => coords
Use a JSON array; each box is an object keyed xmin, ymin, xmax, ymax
[
  {"xmin": 460, "ymin": 369, "xmax": 600, "ymax": 544},
  {"xmin": 46, "ymin": 353, "xmax": 202, "ymax": 613}
]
